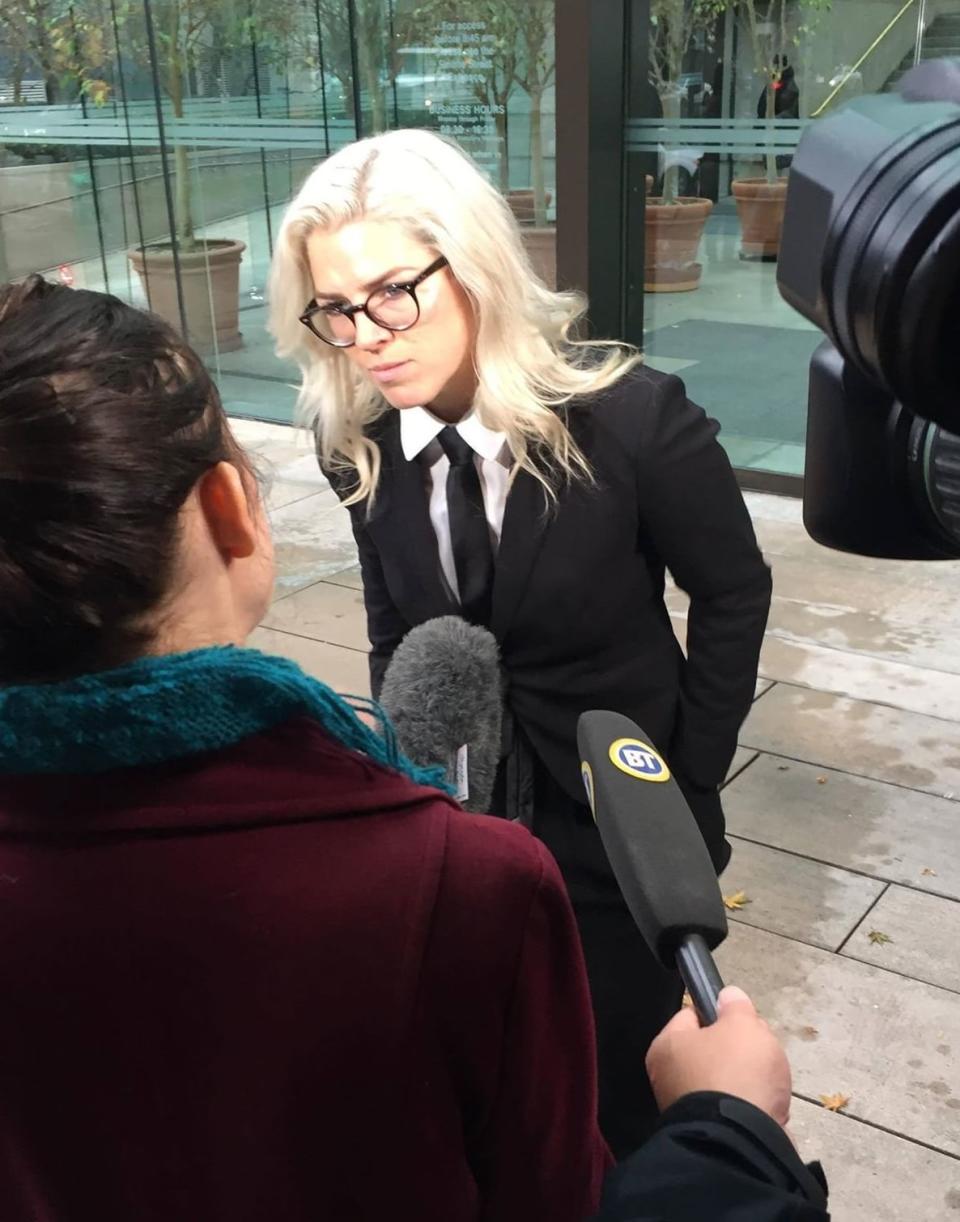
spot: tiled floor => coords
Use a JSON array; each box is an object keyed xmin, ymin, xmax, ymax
[{"xmin": 239, "ymin": 415, "xmax": 960, "ymax": 1218}]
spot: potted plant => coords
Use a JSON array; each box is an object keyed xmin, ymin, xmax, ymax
[
  {"xmin": 726, "ymin": 0, "xmax": 827, "ymax": 259},
  {"xmin": 645, "ymin": 0, "xmax": 715, "ymax": 291},
  {"xmin": 124, "ymin": 0, "xmax": 292, "ymax": 352}
]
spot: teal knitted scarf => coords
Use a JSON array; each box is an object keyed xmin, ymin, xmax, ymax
[{"xmin": 0, "ymin": 645, "xmax": 452, "ymax": 792}]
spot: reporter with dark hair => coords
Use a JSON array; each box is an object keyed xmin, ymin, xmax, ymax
[
  {"xmin": 0, "ymin": 278, "xmax": 827, "ymax": 1222},
  {"xmin": 0, "ymin": 276, "xmax": 609, "ymax": 1222}
]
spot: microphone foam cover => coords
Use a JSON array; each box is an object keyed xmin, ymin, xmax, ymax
[
  {"xmin": 380, "ymin": 617, "xmax": 502, "ymax": 812},
  {"xmin": 578, "ymin": 710, "xmax": 728, "ymax": 967}
]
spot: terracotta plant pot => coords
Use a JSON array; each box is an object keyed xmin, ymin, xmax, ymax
[
  {"xmin": 732, "ymin": 178, "xmax": 788, "ymax": 260},
  {"xmin": 129, "ymin": 238, "xmax": 246, "ymax": 353},
  {"xmin": 506, "ymin": 188, "xmax": 553, "ymax": 225},
  {"xmin": 644, "ymin": 197, "xmax": 713, "ymax": 292}
]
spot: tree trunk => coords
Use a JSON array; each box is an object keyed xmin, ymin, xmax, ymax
[
  {"xmin": 12, "ymin": 59, "xmax": 26, "ymax": 105},
  {"xmin": 529, "ymin": 80, "xmax": 546, "ymax": 226},
  {"xmin": 764, "ymin": 80, "xmax": 777, "ymax": 184},
  {"xmin": 168, "ymin": 45, "xmax": 196, "ymax": 252},
  {"xmin": 174, "ymin": 140, "xmax": 196, "ymax": 251},
  {"xmin": 357, "ymin": 35, "xmax": 385, "ymax": 131},
  {"xmin": 494, "ymin": 102, "xmax": 509, "ymax": 191},
  {"xmin": 336, "ymin": 71, "xmax": 355, "ymax": 119},
  {"xmin": 661, "ymin": 88, "xmax": 682, "ymax": 203}
]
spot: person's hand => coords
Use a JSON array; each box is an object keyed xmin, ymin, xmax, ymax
[{"xmin": 645, "ymin": 985, "xmax": 793, "ymax": 1127}]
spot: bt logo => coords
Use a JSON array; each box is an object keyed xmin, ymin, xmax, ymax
[{"xmin": 609, "ymin": 738, "xmax": 671, "ymax": 783}]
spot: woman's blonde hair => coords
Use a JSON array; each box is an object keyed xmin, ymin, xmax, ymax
[{"xmin": 269, "ymin": 128, "xmax": 640, "ymax": 505}]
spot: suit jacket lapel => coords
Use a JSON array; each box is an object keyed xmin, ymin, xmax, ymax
[
  {"xmin": 492, "ymin": 469, "xmax": 550, "ymax": 639},
  {"xmin": 365, "ymin": 414, "xmax": 459, "ymax": 626}
]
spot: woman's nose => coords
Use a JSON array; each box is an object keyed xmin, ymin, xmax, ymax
[{"xmin": 353, "ymin": 310, "xmax": 393, "ymax": 350}]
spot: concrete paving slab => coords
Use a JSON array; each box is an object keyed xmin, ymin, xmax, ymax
[
  {"xmin": 230, "ymin": 417, "xmax": 303, "ymax": 450},
  {"xmin": 789, "ymin": 1099, "xmax": 960, "ymax": 1222},
  {"xmin": 715, "ymin": 922, "xmax": 960, "ymax": 1156},
  {"xmin": 322, "ymin": 565, "xmax": 364, "ymax": 592},
  {"xmin": 249, "ymin": 626, "xmax": 371, "ymax": 697},
  {"xmin": 263, "ymin": 579, "xmax": 371, "ymax": 652},
  {"xmin": 725, "ymin": 754, "xmax": 960, "ymax": 901},
  {"xmin": 725, "ymin": 747, "xmax": 758, "ymax": 785},
  {"xmin": 842, "ymin": 885, "xmax": 960, "ymax": 995},
  {"xmin": 765, "ymin": 587, "xmax": 960, "ymax": 677},
  {"xmin": 755, "ymin": 677, "xmax": 775, "ymax": 699},
  {"xmin": 268, "ymin": 495, "xmax": 360, "ymax": 598},
  {"xmin": 723, "ymin": 838, "xmax": 885, "ymax": 951},
  {"xmin": 769, "ymin": 554, "xmax": 960, "ymax": 617},
  {"xmin": 267, "ymin": 478, "xmax": 337, "ymax": 513},
  {"xmin": 752, "ymin": 517, "xmax": 960, "ymax": 590},
  {"xmin": 740, "ymin": 682, "xmax": 960, "ymax": 800},
  {"xmin": 757, "ymin": 634, "xmax": 960, "ymax": 721}
]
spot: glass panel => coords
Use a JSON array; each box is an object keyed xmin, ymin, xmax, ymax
[
  {"xmin": 387, "ymin": 1, "xmax": 557, "ymax": 288},
  {"xmin": 627, "ymin": 0, "xmax": 936, "ymax": 478},
  {"xmin": 2, "ymin": 0, "xmax": 556, "ymax": 422}
]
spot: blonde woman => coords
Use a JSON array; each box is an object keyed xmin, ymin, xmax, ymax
[{"xmin": 270, "ymin": 129, "xmax": 772, "ymax": 1156}]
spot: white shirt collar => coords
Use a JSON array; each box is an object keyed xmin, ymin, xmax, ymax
[{"xmin": 399, "ymin": 405, "xmax": 508, "ymax": 464}]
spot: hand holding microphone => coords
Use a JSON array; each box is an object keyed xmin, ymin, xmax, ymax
[
  {"xmin": 578, "ymin": 710, "xmax": 799, "ymax": 1136},
  {"xmin": 646, "ymin": 985, "xmax": 793, "ymax": 1127}
]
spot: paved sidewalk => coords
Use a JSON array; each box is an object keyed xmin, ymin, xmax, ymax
[{"xmin": 235, "ymin": 416, "xmax": 960, "ymax": 1220}]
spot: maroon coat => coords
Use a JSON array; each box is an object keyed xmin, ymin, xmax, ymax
[{"xmin": 0, "ymin": 716, "xmax": 609, "ymax": 1221}]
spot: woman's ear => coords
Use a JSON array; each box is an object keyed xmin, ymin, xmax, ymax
[{"xmin": 197, "ymin": 462, "xmax": 258, "ymax": 559}]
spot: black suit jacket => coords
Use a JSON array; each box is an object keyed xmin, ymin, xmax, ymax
[{"xmin": 324, "ymin": 368, "xmax": 772, "ymax": 812}]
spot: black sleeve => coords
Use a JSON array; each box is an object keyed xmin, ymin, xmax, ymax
[
  {"xmin": 635, "ymin": 374, "xmax": 772, "ymax": 790},
  {"xmin": 321, "ymin": 459, "xmax": 409, "ymax": 700},
  {"xmin": 348, "ymin": 510, "xmax": 410, "ymax": 699},
  {"xmin": 594, "ymin": 1092, "xmax": 830, "ymax": 1222}
]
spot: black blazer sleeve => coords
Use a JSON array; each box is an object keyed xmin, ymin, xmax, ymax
[
  {"xmin": 348, "ymin": 511, "xmax": 409, "ymax": 699},
  {"xmin": 594, "ymin": 1092, "xmax": 829, "ymax": 1220},
  {"xmin": 320, "ymin": 461, "xmax": 409, "ymax": 700},
  {"xmin": 635, "ymin": 373, "xmax": 772, "ymax": 789}
]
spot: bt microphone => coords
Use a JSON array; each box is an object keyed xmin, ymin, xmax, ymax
[
  {"xmin": 577, "ymin": 710, "xmax": 728, "ymax": 1024},
  {"xmin": 379, "ymin": 617, "xmax": 502, "ymax": 813}
]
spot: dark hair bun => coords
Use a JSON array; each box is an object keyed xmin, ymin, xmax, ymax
[{"xmin": 0, "ymin": 276, "xmax": 242, "ymax": 683}]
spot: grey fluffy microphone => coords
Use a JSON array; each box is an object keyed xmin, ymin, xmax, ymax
[{"xmin": 379, "ymin": 617, "xmax": 503, "ymax": 813}]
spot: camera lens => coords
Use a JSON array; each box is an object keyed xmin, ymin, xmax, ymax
[
  {"xmin": 824, "ymin": 116, "xmax": 960, "ymax": 431},
  {"xmin": 906, "ymin": 417, "xmax": 960, "ymax": 551}
]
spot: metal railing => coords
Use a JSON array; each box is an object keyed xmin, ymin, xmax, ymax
[{"xmin": 810, "ymin": 0, "xmax": 922, "ymax": 116}]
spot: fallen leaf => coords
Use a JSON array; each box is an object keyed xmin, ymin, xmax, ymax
[
  {"xmin": 681, "ymin": 991, "xmax": 693, "ymax": 1009},
  {"xmin": 868, "ymin": 930, "xmax": 893, "ymax": 945},
  {"xmin": 819, "ymin": 1092, "xmax": 850, "ymax": 1112},
  {"xmin": 800, "ymin": 1025, "xmax": 820, "ymax": 1040},
  {"xmin": 816, "ymin": 776, "xmax": 828, "ymax": 784},
  {"xmin": 777, "ymin": 765, "xmax": 790, "ymax": 772},
  {"xmin": 723, "ymin": 890, "xmax": 751, "ymax": 911},
  {"xmin": 922, "ymin": 867, "xmax": 938, "ymax": 877}
]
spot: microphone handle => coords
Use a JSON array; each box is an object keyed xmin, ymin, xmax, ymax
[{"xmin": 676, "ymin": 933, "xmax": 725, "ymax": 1026}]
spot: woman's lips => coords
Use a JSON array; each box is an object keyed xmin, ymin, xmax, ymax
[{"xmin": 370, "ymin": 360, "xmax": 410, "ymax": 384}]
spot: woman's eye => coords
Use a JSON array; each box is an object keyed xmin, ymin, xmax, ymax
[
  {"xmin": 321, "ymin": 302, "xmax": 349, "ymax": 315},
  {"xmin": 380, "ymin": 285, "xmax": 406, "ymax": 300}
]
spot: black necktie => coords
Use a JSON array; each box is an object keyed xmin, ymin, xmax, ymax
[{"xmin": 437, "ymin": 426, "xmax": 494, "ymax": 626}]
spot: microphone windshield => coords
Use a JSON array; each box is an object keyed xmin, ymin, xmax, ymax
[
  {"xmin": 577, "ymin": 710, "xmax": 728, "ymax": 968},
  {"xmin": 380, "ymin": 617, "xmax": 502, "ymax": 812}
]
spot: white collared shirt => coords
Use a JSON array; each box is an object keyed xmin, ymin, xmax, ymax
[{"xmin": 399, "ymin": 405, "xmax": 512, "ymax": 603}]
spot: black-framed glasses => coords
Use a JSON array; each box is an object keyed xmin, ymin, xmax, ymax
[{"xmin": 299, "ymin": 255, "xmax": 449, "ymax": 347}]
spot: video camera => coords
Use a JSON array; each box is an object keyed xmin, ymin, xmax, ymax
[{"xmin": 778, "ymin": 59, "xmax": 960, "ymax": 560}]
